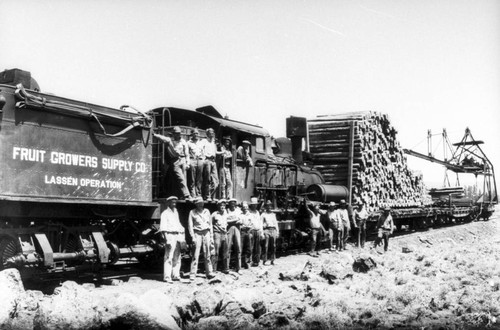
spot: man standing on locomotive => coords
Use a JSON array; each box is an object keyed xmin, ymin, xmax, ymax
[
  {"xmin": 220, "ymin": 136, "xmax": 234, "ymax": 199},
  {"xmin": 211, "ymin": 199, "xmax": 229, "ymax": 273},
  {"xmin": 236, "ymin": 140, "xmax": 254, "ymax": 167},
  {"xmin": 160, "ymin": 196, "xmax": 186, "ymax": 283},
  {"xmin": 187, "ymin": 128, "xmax": 204, "ymax": 198},
  {"xmin": 153, "ymin": 126, "xmax": 191, "ymax": 200},
  {"xmin": 261, "ymin": 200, "xmax": 279, "ymax": 265},
  {"xmin": 226, "ymin": 198, "xmax": 242, "ymax": 273},
  {"xmin": 201, "ymin": 128, "xmax": 219, "ymax": 201},
  {"xmin": 188, "ymin": 197, "xmax": 216, "ymax": 281}
]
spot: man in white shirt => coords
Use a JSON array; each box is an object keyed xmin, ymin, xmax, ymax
[
  {"xmin": 187, "ymin": 128, "xmax": 204, "ymax": 198},
  {"xmin": 226, "ymin": 198, "xmax": 242, "ymax": 273},
  {"xmin": 159, "ymin": 196, "xmax": 186, "ymax": 283},
  {"xmin": 248, "ymin": 197, "xmax": 263, "ymax": 266},
  {"xmin": 201, "ymin": 128, "xmax": 219, "ymax": 200},
  {"xmin": 353, "ymin": 202, "xmax": 369, "ymax": 248}
]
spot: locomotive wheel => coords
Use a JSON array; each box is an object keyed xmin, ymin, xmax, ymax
[{"xmin": 0, "ymin": 237, "xmax": 21, "ymax": 269}]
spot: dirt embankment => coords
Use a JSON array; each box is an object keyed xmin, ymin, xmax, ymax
[{"xmin": 1, "ymin": 213, "xmax": 500, "ymax": 330}]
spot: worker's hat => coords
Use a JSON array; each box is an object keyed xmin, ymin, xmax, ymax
[
  {"xmin": 217, "ymin": 199, "xmax": 227, "ymax": 205},
  {"xmin": 193, "ymin": 197, "xmax": 204, "ymax": 204},
  {"xmin": 166, "ymin": 196, "xmax": 178, "ymax": 202},
  {"xmin": 223, "ymin": 136, "xmax": 232, "ymax": 142},
  {"xmin": 228, "ymin": 198, "xmax": 238, "ymax": 203},
  {"xmin": 249, "ymin": 197, "xmax": 259, "ymax": 205},
  {"xmin": 173, "ymin": 126, "xmax": 182, "ymax": 134},
  {"xmin": 242, "ymin": 140, "xmax": 251, "ymax": 145},
  {"xmin": 191, "ymin": 128, "xmax": 199, "ymax": 135}
]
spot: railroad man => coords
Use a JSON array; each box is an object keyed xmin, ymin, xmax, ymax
[
  {"xmin": 339, "ymin": 200, "xmax": 351, "ymax": 250},
  {"xmin": 188, "ymin": 197, "xmax": 216, "ymax": 281},
  {"xmin": 159, "ymin": 196, "xmax": 186, "ymax": 283},
  {"xmin": 305, "ymin": 200, "xmax": 327, "ymax": 255},
  {"xmin": 220, "ymin": 136, "xmax": 234, "ymax": 199},
  {"xmin": 226, "ymin": 198, "xmax": 242, "ymax": 273},
  {"xmin": 153, "ymin": 127, "xmax": 191, "ymax": 200},
  {"xmin": 187, "ymin": 128, "xmax": 204, "ymax": 198},
  {"xmin": 201, "ymin": 128, "xmax": 220, "ymax": 200},
  {"xmin": 236, "ymin": 140, "xmax": 254, "ymax": 167},
  {"xmin": 248, "ymin": 197, "xmax": 263, "ymax": 266},
  {"xmin": 261, "ymin": 200, "xmax": 279, "ymax": 265},
  {"xmin": 353, "ymin": 202, "xmax": 369, "ymax": 248},
  {"xmin": 326, "ymin": 202, "xmax": 343, "ymax": 251},
  {"xmin": 211, "ymin": 199, "xmax": 229, "ymax": 273},
  {"xmin": 373, "ymin": 207, "xmax": 395, "ymax": 252},
  {"xmin": 239, "ymin": 201, "xmax": 254, "ymax": 269}
]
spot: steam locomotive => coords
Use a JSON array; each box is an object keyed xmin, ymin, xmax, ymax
[{"xmin": 0, "ymin": 69, "xmax": 495, "ymax": 278}]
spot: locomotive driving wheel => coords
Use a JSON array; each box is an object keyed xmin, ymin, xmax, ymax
[{"xmin": 0, "ymin": 237, "xmax": 21, "ymax": 269}]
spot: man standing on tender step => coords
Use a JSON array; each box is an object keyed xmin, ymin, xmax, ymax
[
  {"xmin": 201, "ymin": 128, "xmax": 219, "ymax": 200},
  {"xmin": 211, "ymin": 199, "xmax": 229, "ymax": 273},
  {"xmin": 187, "ymin": 197, "xmax": 215, "ymax": 281},
  {"xmin": 187, "ymin": 128, "xmax": 204, "ymax": 198},
  {"xmin": 226, "ymin": 198, "xmax": 242, "ymax": 273},
  {"xmin": 159, "ymin": 196, "xmax": 186, "ymax": 283},
  {"xmin": 374, "ymin": 207, "xmax": 394, "ymax": 252}
]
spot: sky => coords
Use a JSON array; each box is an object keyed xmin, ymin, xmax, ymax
[{"xmin": 1, "ymin": 0, "xmax": 499, "ymax": 189}]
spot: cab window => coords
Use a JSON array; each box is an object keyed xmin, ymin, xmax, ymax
[{"xmin": 255, "ymin": 137, "xmax": 265, "ymax": 154}]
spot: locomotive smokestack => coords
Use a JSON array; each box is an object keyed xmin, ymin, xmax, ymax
[{"xmin": 286, "ymin": 116, "xmax": 307, "ymax": 163}]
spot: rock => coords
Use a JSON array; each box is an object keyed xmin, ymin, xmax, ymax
[
  {"xmin": 219, "ymin": 302, "xmax": 255, "ymax": 329},
  {"xmin": 34, "ymin": 281, "xmax": 100, "ymax": 330},
  {"xmin": 402, "ymin": 246, "xmax": 414, "ymax": 253},
  {"xmin": 105, "ymin": 291, "xmax": 180, "ymax": 330},
  {"xmin": 111, "ymin": 279, "xmax": 123, "ymax": 286},
  {"xmin": 229, "ymin": 287, "xmax": 266, "ymax": 316},
  {"xmin": 320, "ymin": 259, "xmax": 354, "ymax": 283},
  {"xmin": 0, "ymin": 268, "xmax": 25, "ymax": 326},
  {"xmin": 352, "ymin": 256, "xmax": 377, "ymax": 273},
  {"xmin": 81, "ymin": 283, "xmax": 95, "ymax": 290},
  {"xmin": 197, "ymin": 315, "xmax": 229, "ymax": 329},
  {"xmin": 128, "ymin": 276, "xmax": 142, "ymax": 284},
  {"xmin": 258, "ymin": 311, "xmax": 290, "ymax": 328},
  {"xmin": 208, "ymin": 277, "xmax": 222, "ymax": 285},
  {"xmin": 192, "ymin": 287, "xmax": 224, "ymax": 316},
  {"xmin": 252, "ymin": 301, "xmax": 267, "ymax": 319},
  {"xmin": 279, "ymin": 261, "xmax": 315, "ymax": 281}
]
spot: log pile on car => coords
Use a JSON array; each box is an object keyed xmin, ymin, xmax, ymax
[{"xmin": 308, "ymin": 111, "xmax": 429, "ymax": 210}]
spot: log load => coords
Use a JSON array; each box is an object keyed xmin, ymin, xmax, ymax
[{"xmin": 308, "ymin": 112, "xmax": 431, "ymax": 211}]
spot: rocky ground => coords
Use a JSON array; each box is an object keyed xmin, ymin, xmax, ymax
[{"xmin": 1, "ymin": 210, "xmax": 500, "ymax": 330}]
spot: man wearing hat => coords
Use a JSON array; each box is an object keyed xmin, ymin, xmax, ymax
[
  {"xmin": 305, "ymin": 200, "xmax": 327, "ymax": 255},
  {"xmin": 201, "ymin": 128, "xmax": 220, "ymax": 200},
  {"xmin": 154, "ymin": 127, "xmax": 191, "ymax": 200},
  {"xmin": 239, "ymin": 201, "xmax": 254, "ymax": 268},
  {"xmin": 220, "ymin": 136, "xmax": 234, "ymax": 199},
  {"xmin": 236, "ymin": 140, "xmax": 254, "ymax": 167},
  {"xmin": 326, "ymin": 202, "xmax": 343, "ymax": 251},
  {"xmin": 261, "ymin": 200, "xmax": 279, "ymax": 265},
  {"xmin": 211, "ymin": 199, "xmax": 229, "ymax": 273},
  {"xmin": 353, "ymin": 202, "xmax": 369, "ymax": 248},
  {"xmin": 187, "ymin": 128, "xmax": 204, "ymax": 198},
  {"xmin": 338, "ymin": 199, "xmax": 351, "ymax": 250},
  {"xmin": 160, "ymin": 196, "xmax": 186, "ymax": 283},
  {"xmin": 226, "ymin": 198, "xmax": 242, "ymax": 273},
  {"xmin": 374, "ymin": 207, "xmax": 394, "ymax": 252},
  {"xmin": 188, "ymin": 197, "xmax": 215, "ymax": 281},
  {"xmin": 248, "ymin": 197, "xmax": 263, "ymax": 266}
]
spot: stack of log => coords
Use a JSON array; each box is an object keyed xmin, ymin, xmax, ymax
[{"xmin": 308, "ymin": 111, "xmax": 430, "ymax": 211}]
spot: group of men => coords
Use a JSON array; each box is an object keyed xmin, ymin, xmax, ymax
[
  {"xmin": 159, "ymin": 195, "xmax": 279, "ymax": 283},
  {"xmin": 153, "ymin": 127, "xmax": 253, "ymax": 201},
  {"xmin": 159, "ymin": 195, "xmax": 395, "ymax": 283}
]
